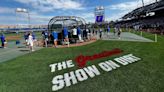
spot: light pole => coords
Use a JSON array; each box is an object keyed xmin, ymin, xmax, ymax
[
  {"xmin": 141, "ymin": 0, "xmax": 144, "ymax": 7},
  {"xmin": 15, "ymin": 8, "xmax": 30, "ymax": 31},
  {"xmin": 27, "ymin": 9, "xmax": 30, "ymax": 29},
  {"xmin": 15, "ymin": 9, "xmax": 19, "ymax": 34}
]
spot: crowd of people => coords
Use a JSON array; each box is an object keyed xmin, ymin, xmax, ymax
[
  {"xmin": 40, "ymin": 25, "xmax": 123, "ymax": 48},
  {"xmin": 0, "ymin": 25, "xmax": 123, "ymax": 51},
  {"xmin": 41, "ymin": 26, "xmax": 92, "ymax": 48}
]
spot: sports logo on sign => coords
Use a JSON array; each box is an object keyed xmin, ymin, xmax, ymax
[
  {"xmin": 96, "ymin": 16, "xmax": 104, "ymax": 22},
  {"xmin": 75, "ymin": 48, "xmax": 123, "ymax": 68}
]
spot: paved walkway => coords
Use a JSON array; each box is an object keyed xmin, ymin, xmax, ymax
[
  {"xmin": 99, "ymin": 32, "xmax": 154, "ymax": 42},
  {"xmin": 0, "ymin": 39, "xmax": 97, "ymax": 63},
  {"xmin": 0, "ymin": 40, "xmax": 42, "ymax": 63}
]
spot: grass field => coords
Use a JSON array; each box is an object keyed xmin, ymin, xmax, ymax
[{"xmin": 0, "ymin": 31, "xmax": 164, "ymax": 92}]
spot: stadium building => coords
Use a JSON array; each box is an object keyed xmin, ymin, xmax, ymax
[{"xmin": 115, "ymin": 0, "xmax": 164, "ymax": 34}]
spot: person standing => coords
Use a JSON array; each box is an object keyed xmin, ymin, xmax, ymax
[
  {"xmin": 24, "ymin": 32, "xmax": 28, "ymax": 45},
  {"xmin": 118, "ymin": 27, "xmax": 122, "ymax": 39},
  {"xmin": 72, "ymin": 26, "xmax": 77, "ymax": 43},
  {"xmin": 114, "ymin": 27, "xmax": 117, "ymax": 35},
  {"xmin": 95, "ymin": 29, "xmax": 98, "ymax": 35},
  {"xmin": 44, "ymin": 31, "xmax": 49, "ymax": 47},
  {"xmin": 99, "ymin": 28, "xmax": 103, "ymax": 39},
  {"xmin": 41, "ymin": 31, "xmax": 45, "ymax": 39},
  {"xmin": 88, "ymin": 28, "xmax": 91, "ymax": 40},
  {"xmin": 32, "ymin": 31, "xmax": 37, "ymax": 46},
  {"xmin": 83, "ymin": 27, "xmax": 87, "ymax": 40},
  {"xmin": 77, "ymin": 27, "xmax": 82, "ymax": 41},
  {"xmin": 0, "ymin": 34, "xmax": 5, "ymax": 48},
  {"xmin": 92, "ymin": 28, "xmax": 95, "ymax": 35},
  {"xmin": 32, "ymin": 32, "xmax": 36, "ymax": 41},
  {"xmin": 52, "ymin": 31, "xmax": 58, "ymax": 48},
  {"xmin": 107, "ymin": 26, "xmax": 110, "ymax": 35},
  {"xmin": 27, "ymin": 33, "xmax": 34, "ymax": 52},
  {"xmin": 63, "ymin": 27, "xmax": 69, "ymax": 46},
  {"xmin": 4, "ymin": 39, "xmax": 7, "ymax": 48}
]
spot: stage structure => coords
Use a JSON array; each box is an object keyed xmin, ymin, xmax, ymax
[
  {"xmin": 48, "ymin": 16, "xmax": 86, "ymax": 32},
  {"xmin": 48, "ymin": 16, "xmax": 87, "ymax": 44},
  {"xmin": 95, "ymin": 6, "xmax": 105, "ymax": 24}
]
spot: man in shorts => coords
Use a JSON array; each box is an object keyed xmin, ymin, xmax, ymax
[
  {"xmin": 114, "ymin": 26, "xmax": 117, "ymax": 35},
  {"xmin": 117, "ymin": 27, "xmax": 122, "ymax": 39},
  {"xmin": 63, "ymin": 27, "xmax": 69, "ymax": 46},
  {"xmin": 52, "ymin": 31, "xmax": 58, "ymax": 48},
  {"xmin": 72, "ymin": 26, "xmax": 77, "ymax": 43},
  {"xmin": 83, "ymin": 27, "xmax": 87, "ymax": 40},
  {"xmin": 24, "ymin": 32, "xmax": 28, "ymax": 45},
  {"xmin": 44, "ymin": 31, "xmax": 49, "ymax": 47},
  {"xmin": 27, "ymin": 32, "xmax": 34, "ymax": 52},
  {"xmin": 77, "ymin": 27, "xmax": 82, "ymax": 41},
  {"xmin": 99, "ymin": 28, "xmax": 103, "ymax": 39},
  {"xmin": 107, "ymin": 26, "xmax": 110, "ymax": 35}
]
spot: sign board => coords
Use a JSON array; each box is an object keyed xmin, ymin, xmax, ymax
[{"xmin": 96, "ymin": 16, "xmax": 104, "ymax": 23}]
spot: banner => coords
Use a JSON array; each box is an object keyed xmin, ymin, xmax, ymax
[{"xmin": 96, "ymin": 16, "xmax": 104, "ymax": 22}]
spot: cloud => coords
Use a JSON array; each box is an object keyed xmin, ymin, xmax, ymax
[
  {"xmin": 72, "ymin": 12, "xmax": 94, "ymax": 23},
  {"xmin": 106, "ymin": 11, "xmax": 130, "ymax": 21},
  {"xmin": 108, "ymin": 0, "xmax": 157, "ymax": 11},
  {"xmin": 14, "ymin": 0, "xmax": 85, "ymax": 12},
  {"xmin": 1, "ymin": 0, "xmax": 159, "ymax": 24},
  {"xmin": 78, "ymin": 13, "xmax": 94, "ymax": 19},
  {"xmin": 0, "ymin": 7, "xmax": 14, "ymax": 14},
  {"xmin": 106, "ymin": 0, "xmax": 158, "ymax": 21},
  {"xmin": 108, "ymin": 1, "xmax": 138, "ymax": 11},
  {"xmin": 29, "ymin": 11, "xmax": 53, "ymax": 23},
  {"xmin": 0, "ymin": 15, "xmax": 27, "ymax": 25},
  {"xmin": 0, "ymin": 10, "xmax": 53, "ymax": 25}
]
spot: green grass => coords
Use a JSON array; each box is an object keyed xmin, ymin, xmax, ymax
[{"xmin": 0, "ymin": 32, "xmax": 164, "ymax": 92}]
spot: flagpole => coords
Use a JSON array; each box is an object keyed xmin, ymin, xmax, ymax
[{"xmin": 142, "ymin": 0, "xmax": 144, "ymax": 7}]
